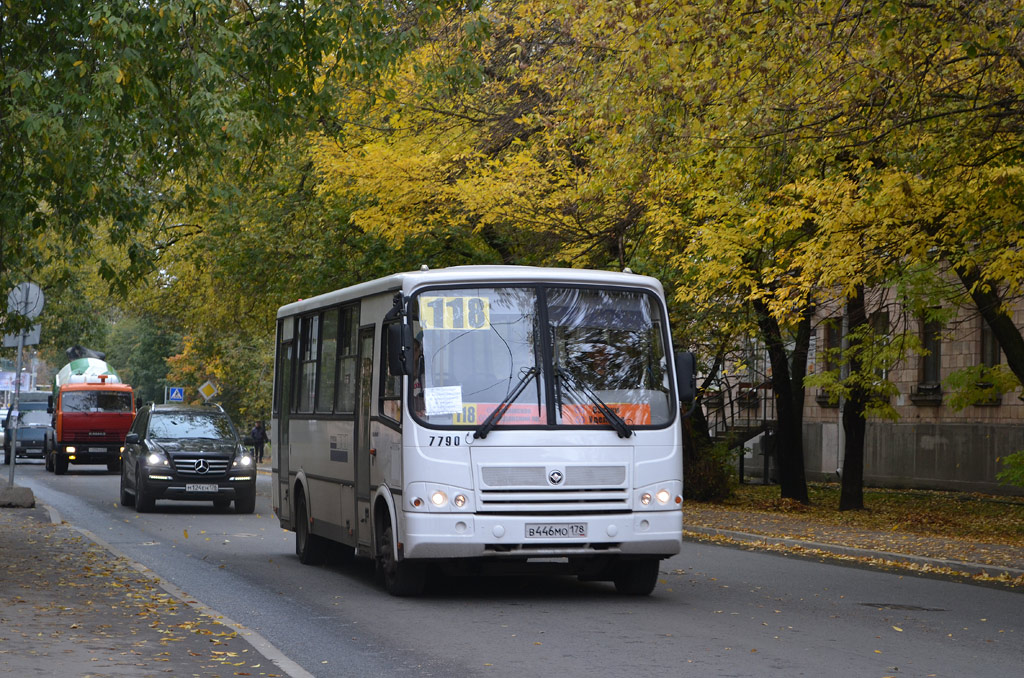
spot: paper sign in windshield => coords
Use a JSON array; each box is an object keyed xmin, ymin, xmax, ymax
[
  {"xmin": 424, "ymin": 385, "xmax": 464, "ymax": 416},
  {"xmin": 561, "ymin": 403, "xmax": 652, "ymax": 426}
]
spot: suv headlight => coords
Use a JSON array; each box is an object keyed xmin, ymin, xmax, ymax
[
  {"xmin": 232, "ymin": 446, "xmax": 254, "ymax": 468},
  {"xmin": 145, "ymin": 448, "xmax": 170, "ymax": 467}
]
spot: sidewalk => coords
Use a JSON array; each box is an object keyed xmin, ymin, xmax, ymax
[
  {"xmin": 0, "ymin": 481, "xmax": 297, "ymax": 678},
  {"xmin": 684, "ymin": 504, "xmax": 1024, "ymax": 587}
]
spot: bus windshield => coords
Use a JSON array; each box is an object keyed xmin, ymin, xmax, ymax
[
  {"xmin": 410, "ymin": 285, "xmax": 673, "ymax": 429},
  {"xmin": 61, "ymin": 391, "xmax": 134, "ymax": 413}
]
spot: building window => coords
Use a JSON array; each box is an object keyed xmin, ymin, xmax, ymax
[
  {"xmin": 911, "ymin": 317, "xmax": 943, "ymax": 405},
  {"xmin": 981, "ymin": 318, "xmax": 1001, "ymax": 368},
  {"xmin": 870, "ymin": 310, "xmax": 890, "ymax": 381},
  {"xmin": 815, "ymin": 317, "xmax": 843, "ymax": 407}
]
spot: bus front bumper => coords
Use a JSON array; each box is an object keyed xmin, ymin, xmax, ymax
[{"xmin": 400, "ymin": 509, "xmax": 682, "ymax": 560}]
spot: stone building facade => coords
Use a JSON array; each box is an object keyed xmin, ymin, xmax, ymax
[{"xmin": 799, "ymin": 300, "xmax": 1024, "ymax": 495}]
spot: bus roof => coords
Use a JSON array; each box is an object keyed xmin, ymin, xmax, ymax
[{"xmin": 276, "ymin": 265, "xmax": 666, "ymax": 318}]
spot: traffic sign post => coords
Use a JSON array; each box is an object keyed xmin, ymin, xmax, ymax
[
  {"xmin": 198, "ymin": 381, "xmax": 218, "ymax": 402},
  {"xmin": 6, "ymin": 283, "xmax": 44, "ymax": 486}
]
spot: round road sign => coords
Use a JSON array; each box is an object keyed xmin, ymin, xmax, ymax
[{"xmin": 7, "ymin": 282, "xmax": 45, "ymax": 319}]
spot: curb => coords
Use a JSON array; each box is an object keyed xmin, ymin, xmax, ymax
[{"xmin": 685, "ymin": 526, "xmax": 1024, "ymax": 583}]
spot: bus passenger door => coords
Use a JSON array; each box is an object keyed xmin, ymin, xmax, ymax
[
  {"xmin": 355, "ymin": 326, "xmax": 374, "ymax": 549},
  {"xmin": 276, "ymin": 339, "xmax": 294, "ymax": 523}
]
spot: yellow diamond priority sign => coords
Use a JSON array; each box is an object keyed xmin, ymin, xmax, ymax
[{"xmin": 198, "ymin": 380, "xmax": 219, "ymax": 401}]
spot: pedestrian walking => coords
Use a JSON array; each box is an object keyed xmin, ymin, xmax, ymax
[{"xmin": 250, "ymin": 421, "xmax": 268, "ymax": 463}]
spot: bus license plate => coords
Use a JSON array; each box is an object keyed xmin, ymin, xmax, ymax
[
  {"xmin": 525, "ymin": 523, "xmax": 587, "ymax": 538},
  {"xmin": 186, "ymin": 484, "xmax": 218, "ymax": 493}
]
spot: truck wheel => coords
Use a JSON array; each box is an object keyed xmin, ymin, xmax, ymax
[
  {"xmin": 45, "ymin": 449, "xmax": 54, "ymax": 472},
  {"xmin": 377, "ymin": 523, "xmax": 425, "ymax": 597},
  {"xmin": 612, "ymin": 558, "xmax": 660, "ymax": 596},
  {"xmin": 135, "ymin": 467, "xmax": 155, "ymax": 512},
  {"xmin": 54, "ymin": 455, "xmax": 69, "ymax": 475},
  {"xmin": 295, "ymin": 490, "xmax": 327, "ymax": 565},
  {"xmin": 119, "ymin": 464, "xmax": 135, "ymax": 507}
]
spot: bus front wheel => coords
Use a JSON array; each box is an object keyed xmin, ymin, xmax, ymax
[
  {"xmin": 377, "ymin": 523, "xmax": 425, "ymax": 597},
  {"xmin": 295, "ymin": 490, "xmax": 327, "ymax": 565},
  {"xmin": 612, "ymin": 558, "xmax": 660, "ymax": 596}
]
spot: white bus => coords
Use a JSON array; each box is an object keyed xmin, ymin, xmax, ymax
[{"xmin": 271, "ymin": 265, "xmax": 695, "ymax": 595}]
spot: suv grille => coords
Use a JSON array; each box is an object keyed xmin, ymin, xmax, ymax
[{"xmin": 173, "ymin": 456, "xmax": 231, "ymax": 478}]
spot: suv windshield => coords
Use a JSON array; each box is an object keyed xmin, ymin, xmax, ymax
[
  {"xmin": 149, "ymin": 412, "xmax": 236, "ymax": 441},
  {"xmin": 409, "ymin": 285, "xmax": 673, "ymax": 430}
]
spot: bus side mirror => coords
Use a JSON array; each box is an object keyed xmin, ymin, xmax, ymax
[
  {"xmin": 387, "ymin": 323, "xmax": 413, "ymax": 376},
  {"xmin": 675, "ymin": 351, "xmax": 697, "ymax": 406}
]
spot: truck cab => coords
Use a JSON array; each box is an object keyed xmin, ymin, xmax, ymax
[{"xmin": 49, "ymin": 380, "xmax": 136, "ymax": 474}]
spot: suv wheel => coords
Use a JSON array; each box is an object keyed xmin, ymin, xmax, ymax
[
  {"xmin": 234, "ymin": 488, "xmax": 256, "ymax": 514},
  {"xmin": 135, "ymin": 466, "xmax": 154, "ymax": 512},
  {"xmin": 119, "ymin": 463, "xmax": 135, "ymax": 507}
]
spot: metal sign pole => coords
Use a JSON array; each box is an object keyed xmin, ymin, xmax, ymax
[
  {"xmin": 8, "ymin": 330, "xmax": 25, "ymax": 486},
  {"xmin": 6, "ymin": 282, "xmax": 45, "ymax": 485}
]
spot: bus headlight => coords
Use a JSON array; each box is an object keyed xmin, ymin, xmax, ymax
[
  {"xmin": 406, "ymin": 482, "xmax": 474, "ymax": 512},
  {"xmin": 636, "ymin": 481, "xmax": 682, "ymax": 511}
]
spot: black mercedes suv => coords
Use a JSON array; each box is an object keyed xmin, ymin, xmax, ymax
[{"xmin": 120, "ymin": 403, "xmax": 256, "ymax": 513}]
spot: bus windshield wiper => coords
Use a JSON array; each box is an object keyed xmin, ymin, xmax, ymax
[
  {"xmin": 473, "ymin": 367, "xmax": 538, "ymax": 440},
  {"xmin": 554, "ymin": 366, "xmax": 633, "ymax": 439}
]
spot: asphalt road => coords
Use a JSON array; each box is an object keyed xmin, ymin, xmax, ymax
[{"xmin": 15, "ymin": 459, "xmax": 1023, "ymax": 678}]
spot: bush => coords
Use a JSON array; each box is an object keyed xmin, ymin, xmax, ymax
[
  {"xmin": 684, "ymin": 441, "xmax": 736, "ymax": 502},
  {"xmin": 997, "ymin": 450, "xmax": 1024, "ymax": 488}
]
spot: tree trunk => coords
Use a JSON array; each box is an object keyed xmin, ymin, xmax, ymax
[
  {"xmin": 839, "ymin": 286, "xmax": 867, "ymax": 511},
  {"xmin": 954, "ymin": 264, "xmax": 1024, "ymax": 390},
  {"xmin": 754, "ymin": 299, "xmax": 809, "ymax": 503}
]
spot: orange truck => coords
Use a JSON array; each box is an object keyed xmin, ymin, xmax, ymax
[{"xmin": 47, "ymin": 357, "xmax": 136, "ymax": 475}]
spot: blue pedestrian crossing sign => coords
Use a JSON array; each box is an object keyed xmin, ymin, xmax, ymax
[{"xmin": 168, "ymin": 387, "xmax": 185, "ymax": 402}]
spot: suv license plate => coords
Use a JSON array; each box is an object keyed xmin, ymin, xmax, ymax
[
  {"xmin": 525, "ymin": 523, "xmax": 587, "ymax": 538},
  {"xmin": 186, "ymin": 483, "xmax": 219, "ymax": 493}
]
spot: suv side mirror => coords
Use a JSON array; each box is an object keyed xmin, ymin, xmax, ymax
[{"xmin": 125, "ymin": 432, "xmax": 140, "ymax": 445}]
